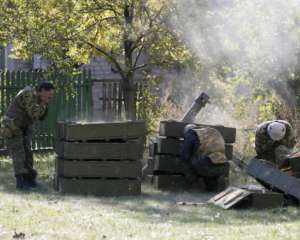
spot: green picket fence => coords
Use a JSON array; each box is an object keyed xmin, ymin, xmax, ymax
[{"xmin": 0, "ymin": 70, "xmax": 93, "ymax": 151}]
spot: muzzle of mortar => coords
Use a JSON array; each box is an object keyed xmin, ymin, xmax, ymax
[{"xmin": 181, "ymin": 92, "xmax": 210, "ymax": 123}]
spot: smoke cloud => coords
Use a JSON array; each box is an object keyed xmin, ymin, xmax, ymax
[{"xmin": 167, "ymin": 0, "xmax": 300, "ymax": 126}]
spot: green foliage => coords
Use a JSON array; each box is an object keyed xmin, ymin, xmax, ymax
[
  {"xmin": 0, "ymin": 0, "xmax": 190, "ymax": 75},
  {"xmin": 137, "ymin": 74, "xmax": 161, "ymax": 134}
]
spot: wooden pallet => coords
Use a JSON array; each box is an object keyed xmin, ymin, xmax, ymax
[
  {"xmin": 56, "ymin": 158, "xmax": 142, "ymax": 178},
  {"xmin": 56, "ymin": 121, "xmax": 146, "ymax": 141},
  {"xmin": 58, "ymin": 178, "xmax": 141, "ymax": 196},
  {"xmin": 55, "ymin": 141, "xmax": 143, "ymax": 160},
  {"xmin": 159, "ymin": 121, "xmax": 236, "ymax": 144}
]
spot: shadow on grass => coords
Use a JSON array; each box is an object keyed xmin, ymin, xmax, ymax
[
  {"xmin": 0, "ymin": 154, "xmax": 58, "ymax": 195},
  {"xmin": 0, "ymin": 154, "xmax": 300, "ymax": 226},
  {"xmin": 92, "ymin": 184, "xmax": 300, "ymax": 225}
]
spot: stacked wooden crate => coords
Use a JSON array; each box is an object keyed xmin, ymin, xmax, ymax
[
  {"xmin": 147, "ymin": 121, "xmax": 236, "ymax": 191},
  {"xmin": 54, "ymin": 121, "xmax": 146, "ymax": 196}
]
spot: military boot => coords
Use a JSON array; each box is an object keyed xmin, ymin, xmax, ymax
[
  {"xmin": 24, "ymin": 175, "xmax": 37, "ymax": 188},
  {"xmin": 15, "ymin": 175, "xmax": 31, "ymax": 190}
]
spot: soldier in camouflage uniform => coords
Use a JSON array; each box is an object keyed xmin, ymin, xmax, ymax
[
  {"xmin": 181, "ymin": 124, "xmax": 228, "ymax": 191},
  {"xmin": 255, "ymin": 120, "xmax": 296, "ymax": 167},
  {"xmin": 0, "ymin": 82, "xmax": 55, "ymax": 190}
]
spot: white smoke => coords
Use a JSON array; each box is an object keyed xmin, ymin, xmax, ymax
[
  {"xmin": 168, "ymin": 0, "xmax": 300, "ymax": 126},
  {"xmin": 174, "ymin": 0, "xmax": 300, "ymax": 75}
]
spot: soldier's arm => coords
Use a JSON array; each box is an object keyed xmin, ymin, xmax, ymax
[
  {"xmin": 274, "ymin": 145, "xmax": 292, "ymax": 167},
  {"xmin": 22, "ymin": 91, "xmax": 47, "ymax": 120},
  {"xmin": 255, "ymin": 129, "xmax": 275, "ymax": 156},
  {"xmin": 38, "ymin": 107, "xmax": 48, "ymax": 120},
  {"xmin": 181, "ymin": 131, "xmax": 199, "ymax": 182}
]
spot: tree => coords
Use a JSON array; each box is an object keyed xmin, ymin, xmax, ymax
[{"xmin": 0, "ymin": 0, "xmax": 190, "ymax": 120}]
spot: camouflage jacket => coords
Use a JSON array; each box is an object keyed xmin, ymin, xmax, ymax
[
  {"xmin": 255, "ymin": 120, "xmax": 296, "ymax": 165},
  {"xmin": 0, "ymin": 86, "xmax": 48, "ymax": 137},
  {"xmin": 193, "ymin": 127, "xmax": 226, "ymax": 164}
]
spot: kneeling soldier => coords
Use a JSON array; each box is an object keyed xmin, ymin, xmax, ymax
[
  {"xmin": 0, "ymin": 82, "xmax": 55, "ymax": 190},
  {"xmin": 181, "ymin": 124, "xmax": 228, "ymax": 191},
  {"xmin": 255, "ymin": 120, "xmax": 296, "ymax": 168}
]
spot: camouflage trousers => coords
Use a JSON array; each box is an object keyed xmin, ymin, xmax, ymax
[
  {"xmin": 258, "ymin": 145, "xmax": 293, "ymax": 167},
  {"xmin": 191, "ymin": 156, "xmax": 229, "ymax": 178},
  {"xmin": 5, "ymin": 131, "xmax": 35, "ymax": 177}
]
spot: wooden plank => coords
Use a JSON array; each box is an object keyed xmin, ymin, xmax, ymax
[
  {"xmin": 246, "ymin": 158, "xmax": 300, "ymax": 201},
  {"xmin": 152, "ymin": 174, "xmax": 191, "ymax": 190},
  {"xmin": 156, "ymin": 137, "xmax": 181, "ymax": 156},
  {"xmin": 56, "ymin": 158, "xmax": 142, "ymax": 178},
  {"xmin": 156, "ymin": 137, "xmax": 233, "ymax": 160},
  {"xmin": 103, "ymin": 82, "xmax": 107, "ymax": 119},
  {"xmin": 112, "ymin": 83, "xmax": 117, "ymax": 120},
  {"xmin": 55, "ymin": 141, "xmax": 143, "ymax": 160},
  {"xmin": 58, "ymin": 178, "xmax": 141, "ymax": 196},
  {"xmin": 159, "ymin": 121, "xmax": 236, "ymax": 144},
  {"xmin": 250, "ymin": 192, "xmax": 284, "ymax": 209},
  {"xmin": 152, "ymin": 174, "xmax": 205, "ymax": 191},
  {"xmin": 225, "ymin": 145, "xmax": 233, "ymax": 160},
  {"xmin": 153, "ymin": 155, "xmax": 230, "ymax": 176},
  {"xmin": 117, "ymin": 83, "xmax": 123, "ymax": 120},
  {"xmin": 208, "ymin": 187, "xmax": 284, "ymax": 209},
  {"xmin": 149, "ymin": 140, "xmax": 157, "ymax": 157},
  {"xmin": 152, "ymin": 174, "xmax": 228, "ymax": 192},
  {"xmin": 153, "ymin": 155, "xmax": 181, "ymax": 173},
  {"xmin": 56, "ymin": 121, "xmax": 146, "ymax": 141}
]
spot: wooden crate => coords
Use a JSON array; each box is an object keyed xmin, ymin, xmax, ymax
[
  {"xmin": 56, "ymin": 158, "xmax": 141, "ymax": 178},
  {"xmin": 56, "ymin": 121, "xmax": 146, "ymax": 141},
  {"xmin": 58, "ymin": 178, "xmax": 141, "ymax": 196},
  {"xmin": 159, "ymin": 121, "xmax": 236, "ymax": 144},
  {"xmin": 55, "ymin": 141, "xmax": 143, "ymax": 160},
  {"xmin": 153, "ymin": 155, "xmax": 181, "ymax": 173},
  {"xmin": 153, "ymin": 155, "xmax": 230, "ymax": 175},
  {"xmin": 150, "ymin": 174, "xmax": 228, "ymax": 191}
]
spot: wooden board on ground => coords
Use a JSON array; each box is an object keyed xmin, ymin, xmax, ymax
[
  {"xmin": 58, "ymin": 178, "xmax": 141, "ymax": 196},
  {"xmin": 56, "ymin": 158, "xmax": 141, "ymax": 178},
  {"xmin": 56, "ymin": 121, "xmax": 146, "ymax": 141},
  {"xmin": 209, "ymin": 186, "xmax": 285, "ymax": 209},
  {"xmin": 159, "ymin": 121, "xmax": 236, "ymax": 143},
  {"xmin": 155, "ymin": 137, "xmax": 233, "ymax": 159},
  {"xmin": 55, "ymin": 141, "xmax": 143, "ymax": 160}
]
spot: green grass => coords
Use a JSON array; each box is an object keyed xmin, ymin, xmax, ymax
[{"xmin": 0, "ymin": 154, "xmax": 299, "ymax": 240}]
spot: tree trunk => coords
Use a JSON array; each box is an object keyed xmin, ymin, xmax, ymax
[
  {"xmin": 122, "ymin": 3, "xmax": 137, "ymax": 120},
  {"xmin": 123, "ymin": 77, "xmax": 137, "ymax": 120}
]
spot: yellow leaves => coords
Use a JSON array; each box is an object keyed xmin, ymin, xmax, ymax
[
  {"xmin": 10, "ymin": 40, "xmax": 31, "ymax": 59},
  {"xmin": 67, "ymin": 46, "xmax": 89, "ymax": 64}
]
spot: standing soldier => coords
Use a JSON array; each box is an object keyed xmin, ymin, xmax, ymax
[
  {"xmin": 180, "ymin": 124, "xmax": 228, "ymax": 191},
  {"xmin": 0, "ymin": 82, "xmax": 55, "ymax": 190},
  {"xmin": 255, "ymin": 120, "xmax": 296, "ymax": 167}
]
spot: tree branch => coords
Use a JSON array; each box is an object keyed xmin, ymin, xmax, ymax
[
  {"xmin": 85, "ymin": 41, "xmax": 125, "ymax": 79},
  {"xmin": 133, "ymin": 44, "xmax": 145, "ymax": 69}
]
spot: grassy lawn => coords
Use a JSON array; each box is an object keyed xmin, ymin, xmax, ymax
[{"xmin": 0, "ymin": 154, "xmax": 299, "ymax": 240}]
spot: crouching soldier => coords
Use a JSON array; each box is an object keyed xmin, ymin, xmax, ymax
[
  {"xmin": 255, "ymin": 120, "xmax": 296, "ymax": 168},
  {"xmin": 0, "ymin": 82, "xmax": 55, "ymax": 190},
  {"xmin": 180, "ymin": 124, "xmax": 228, "ymax": 191}
]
